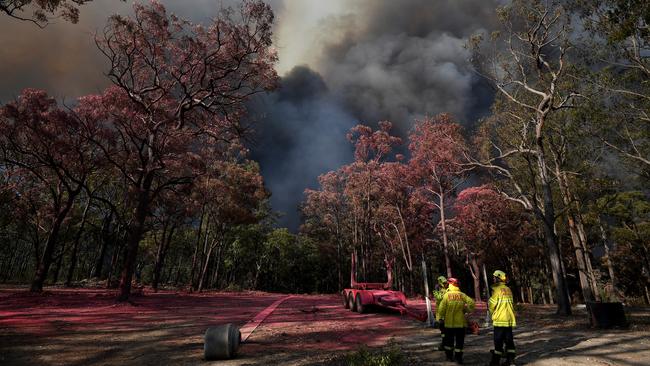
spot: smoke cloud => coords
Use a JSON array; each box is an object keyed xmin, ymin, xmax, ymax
[
  {"xmin": 0, "ymin": 0, "xmax": 504, "ymax": 230},
  {"xmin": 250, "ymin": 66, "xmax": 354, "ymax": 230},
  {"xmin": 257, "ymin": 0, "xmax": 502, "ymax": 228}
]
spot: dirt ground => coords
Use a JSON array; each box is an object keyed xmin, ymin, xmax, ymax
[{"xmin": 1, "ymin": 287, "xmax": 649, "ymax": 366}]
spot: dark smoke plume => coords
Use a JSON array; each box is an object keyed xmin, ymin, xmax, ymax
[
  {"xmin": 253, "ymin": 0, "xmax": 503, "ymax": 229},
  {"xmin": 249, "ymin": 66, "xmax": 355, "ymax": 230},
  {"xmin": 0, "ymin": 0, "xmax": 504, "ymax": 230}
]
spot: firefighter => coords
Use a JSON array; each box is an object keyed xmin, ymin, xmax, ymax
[
  {"xmin": 488, "ymin": 270, "xmax": 516, "ymax": 366},
  {"xmin": 432, "ymin": 275, "xmax": 448, "ymax": 351},
  {"xmin": 436, "ymin": 277, "xmax": 475, "ymax": 364}
]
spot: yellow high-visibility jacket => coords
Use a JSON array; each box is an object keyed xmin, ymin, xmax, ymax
[
  {"xmin": 435, "ymin": 284, "xmax": 475, "ymax": 328},
  {"xmin": 433, "ymin": 286, "xmax": 447, "ymax": 318},
  {"xmin": 489, "ymin": 283, "xmax": 516, "ymax": 327}
]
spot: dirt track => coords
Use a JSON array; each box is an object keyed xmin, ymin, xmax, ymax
[{"xmin": 1, "ymin": 288, "xmax": 649, "ymax": 365}]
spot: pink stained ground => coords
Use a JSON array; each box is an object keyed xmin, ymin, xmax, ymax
[
  {"xmin": 0, "ymin": 287, "xmax": 455, "ymax": 365},
  {"xmin": 3, "ymin": 287, "xmax": 650, "ymax": 365}
]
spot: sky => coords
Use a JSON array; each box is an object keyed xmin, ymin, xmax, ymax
[{"xmin": 0, "ymin": 0, "xmax": 503, "ymax": 230}]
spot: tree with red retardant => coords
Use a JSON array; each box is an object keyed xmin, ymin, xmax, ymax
[
  {"xmin": 408, "ymin": 114, "xmax": 469, "ymax": 278},
  {"xmin": 77, "ymin": 0, "xmax": 277, "ymax": 301},
  {"xmin": 303, "ymin": 170, "xmax": 349, "ymax": 291},
  {"xmin": 0, "ymin": 89, "xmax": 102, "ymax": 292},
  {"xmin": 344, "ymin": 122, "xmax": 401, "ymax": 280},
  {"xmin": 452, "ymin": 185, "xmax": 532, "ymax": 301}
]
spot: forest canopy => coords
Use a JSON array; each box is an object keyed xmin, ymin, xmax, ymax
[{"xmin": 0, "ymin": 0, "xmax": 648, "ymax": 314}]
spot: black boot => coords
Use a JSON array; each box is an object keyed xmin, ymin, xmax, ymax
[
  {"xmin": 488, "ymin": 350, "xmax": 501, "ymax": 366},
  {"xmin": 502, "ymin": 352, "xmax": 515, "ymax": 365},
  {"xmin": 454, "ymin": 351, "xmax": 464, "ymax": 364},
  {"xmin": 445, "ymin": 350, "xmax": 454, "ymax": 361}
]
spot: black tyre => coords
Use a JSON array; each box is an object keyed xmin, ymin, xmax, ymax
[
  {"xmin": 349, "ymin": 293, "xmax": 356, "ymax": 312},
  {"xmin": 343, "ymin": 291, "xmax": 350, "ymax": 309},
  {"xmin": 355, "ymin": 294, "xmax": 365, "ymax": 313}
]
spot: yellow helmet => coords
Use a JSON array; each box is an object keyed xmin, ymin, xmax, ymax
[
  {"xmin": 493, "ymin": 270, "xmax": 507, "ymax": 281},
  {"xmin": 437, "ymin": 276, "xmax": 447, "ymax": 285}
]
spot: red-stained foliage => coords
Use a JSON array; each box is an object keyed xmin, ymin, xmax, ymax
[
  {"xmin": 190, "ymin": 158, "xmax": 269, "ymax": 291},
  {"xmin": 408, "ymin": 114, "xmax": 469, "ymax": 277},
  {"xmin": 0, "ymin": 89, "xmax": 101, "ymax": 292},
  {"xmin": 302, "ymin": 170, "xmax": 349, "ymax": 290},
  {"xmin": 1, "ymin": 0, "xmax": 93, "ymax": 26},
  {"xmin": 344, "ymin": 122, "xmax": 402, "ymax": 278},
  {"xmin": 454, "ymin": 185, "xmax": 533, "ymax": 248},
  {"xmin": 347, "ymin": 121, "xmax": 402, "ymax": 164},
  {"xmin": 451, "ymin": 185, "xmax": 533, "ymax": 300},
  {"xmin": 73, "ymin": 0, "xmax": 278, "ymax": 301}
]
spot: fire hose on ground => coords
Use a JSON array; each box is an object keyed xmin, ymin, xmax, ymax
[{"xmin": 204, "ymin": 295, "xmax": 292, "ymax": 360}]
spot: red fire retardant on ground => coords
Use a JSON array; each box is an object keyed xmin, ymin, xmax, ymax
[{"xmin": 0, "ymin": 287, "xmax": 487, "ymax": 363}]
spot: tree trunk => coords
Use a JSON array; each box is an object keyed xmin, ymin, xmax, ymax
[
  {"xmin": 336, "ymin": 219, "xmax": 342, "ymax": 291},
  {"xmin": 30, "ymin": 193, "xmax": 78, "ymax": 292},
  {"xmin": 575, "ymin": 212, "xmax": 599, "ymax": 300},
  {"xmin": 52, "ymin": 247, "xmax": 65, "ymax": 284},
  {"xmin": 117, "ymin": 174, "xmax": 153, "ymax": 302},
  {"xmin": 553, "ymin": 162, "xmax": 594, "ymax": 303},
  {"xmin": 474, "ymin": 258, "xmax": 482, "ymax": 302},
  {"xmin": 189, "ymin": 207, "xmax": 205, "ymax": 290},
  {"xmin": 152, "ymin": 223, "xmax": 176, "ymax": 291},
  {"xmin": 32, "ymin": 226, "xmax": 41, "ymax": 271},
  {"xmin": 106, "ymin": 226, "xmax": 124, "ymax": 289},
  {"xmin": 93, "ymin": 211, "xmax": 113, "ymax": 278},
  {"xmin": 198, "ymin": 240, "xmax": 217, "ymax": 292},
  {"xmin": 482, "ymin": 264, "xmax": 491, "ymax": 301},
  {"xmin": 174, "ymin": 256, "xmax": 183, "ymax": 285},
  {"xmin": 65, "ymin": 197, "xmax": 91, "ymax": 287},
  {"xmin": 468, "ymin": 255, "xmax": 481, "ymax": 302},
  {"xmin": 536, "ymin": 141, "xmax": 571, "ymax": 315},
  {"xmin": 567, "ymin": 214, "xmax": 594, "ymax": 302},
  {"xmin": 438, "ymin": 191, "xmax": 452, "ymax": 278},
  {"xmin": 210, "ymin": 244, "xmax": 223, "ymax": 289},
  {"xmin": 599, "ymin": 221, "xmax": 616, "ymax": 288}
]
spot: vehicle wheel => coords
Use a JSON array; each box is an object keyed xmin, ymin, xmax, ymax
[
  {"xmin": 355, "ymin": 294, "xmax": 365, "ymax": 313},
  {"xmin": 349, "ymin": 293, "xmax": 356, "ymax": 312},
  {"xmin": 343, "ymin": 291, "xmax": 350, "ymax": 309}
]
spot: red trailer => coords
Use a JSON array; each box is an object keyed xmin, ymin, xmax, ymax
[{"xmin": 342, "ymin": 256, "xmax": 427, "ymax": 322}]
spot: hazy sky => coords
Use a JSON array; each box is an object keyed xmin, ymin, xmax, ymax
[{"xmin": 0, "ymin": 0, "xmax": 502, "ymax": 230}]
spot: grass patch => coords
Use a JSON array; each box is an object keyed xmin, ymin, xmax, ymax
[{"xmin": 346, "ymin": 344, "xmax": 404, "ymax": 366}]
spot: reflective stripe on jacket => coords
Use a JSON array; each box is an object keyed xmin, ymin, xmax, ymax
[
  {"xmin": 435, "ymin": 284, "xmax": 475, "ymax": 328},
  {"xmin": 489, "ymin": 283, "xmax": 516, "ymax": 327}
]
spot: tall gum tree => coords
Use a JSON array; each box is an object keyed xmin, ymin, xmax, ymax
[
  {"xmin": 195, "ymin": 159, "xmax": 268, "ymax": 292},
  {"xmin": 303, "ymin": 170, "xmax": 349, "ymax": 291},
  {"xmin": 344, "ymin": 122, "xmax": 401, "ymax": 281},
  {"xmin": 374, "ymin": 162, "xmax": 414, "ymax": 287},
  {"xmin": 546, "ymin": 116, "xmax": 600, "ymax": 302},
  {"xmin": 78, "ymin": 0, "xmax": 277, "ymax": 301},
  {"xmin": 469, "ymin": 0, "xmax": 582, "ymax": 315},
  {"xmin": 408, "ymin": 114, "xmax": 468, "ymax": 278}
]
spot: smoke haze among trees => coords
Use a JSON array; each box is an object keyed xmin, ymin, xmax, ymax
[{"xmin": 0, "ymin": 0, "xmax": 501, "ymax": 228}]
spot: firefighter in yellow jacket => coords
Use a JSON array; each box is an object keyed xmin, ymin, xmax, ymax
[
  {"xmin": 432, "ymin": 275, "xmax": 448, "ymax": 351},
  {"xmin": 435, "ymin": 277, "xmax": 475, "ymax": 364},
  {"xmin": 488, "ymin": 270, "xmax": 516, "ymax": 366}
]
